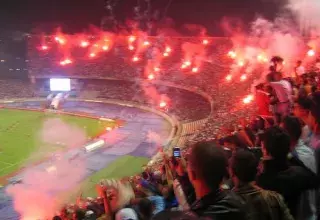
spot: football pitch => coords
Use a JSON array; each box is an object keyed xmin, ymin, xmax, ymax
[{"xmin": 0, "ymin": 109, "xmax": 147, "ymax": 193}]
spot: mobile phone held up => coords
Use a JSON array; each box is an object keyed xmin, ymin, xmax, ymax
[{"xmin": 173, "ymin": 147, "xmax": 181, "ymax": 158}]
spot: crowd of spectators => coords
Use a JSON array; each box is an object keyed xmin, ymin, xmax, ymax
[
  {"xmin": 1, "ymin": 35, "xmax": 320, "ymax": 219},
  {"xmin": 46, "ymin": 54, "xmax": 320, "ymax": 220}
]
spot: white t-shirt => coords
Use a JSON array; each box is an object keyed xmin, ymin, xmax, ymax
[{"xmin": 270, "ymin": 80, "xmax": 292, "ymax": 103}]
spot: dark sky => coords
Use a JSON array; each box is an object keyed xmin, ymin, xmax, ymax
[{"xmin": 0, "ymin": 0, "xmax": 284, "ymax": 34}]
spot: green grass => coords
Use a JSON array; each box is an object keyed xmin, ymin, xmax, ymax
[
  {"xmin": 64, "ymin": 155, "xmax": 149, "ymax": 200},
  {"xmin": 0, "ymin": 109, "xmax": 115, "ymax": 177}
]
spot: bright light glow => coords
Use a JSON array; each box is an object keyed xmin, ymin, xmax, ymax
[
  {"xmin": 89, "ymin": 53, "xmax": 96, "ymax": 58},
  {"xmin": 148, "ymin": 74, "xmax": 155, "ymax": 80},
  {"xmin": 238, "ymin": 60, "xmax": 244, "ymax": 67},
  {"xmin": 132, "ymin": 56, "xmax": 139, "ymax": 62},
  {"xmin": 143, "ymin": 41, "xmax": 150, "ymax": 46},
  {"xmin": 228, "ymin": 51, "xmax": 237, "ymax": 59},
  {"xmin": 226, "ymin": 74, "xmax": 232, "ymax": 81},
  {"xmin": 55, "ymin": 37, "xmax": 65, "ymax": 45},
  {"xmin": 128, "ymin": 36, "xmax": 136, "ymax": 42},
  {"xmin": 80, "ymin": 41, "xmax": 89, "ymax": 47},
  {"xmin": 154, "ymin": 67, "xmax": 160, "ymax": 72},
  {"xmin": 202, "ymin": 39, "xmax": 209, "ymax": 45},
  {"xmin": 307, "ymin": 49, "xmax": 315, "ymax": 57},
  {"xmin": 159, "ymin": 101, "xmax": 167, "ymax": 108},
  {"xmin": 50, "ymin": 78, "xmax": 71, "ymax": 91},
  {"xmin": 41, "ymin": 45, "xmax": 48, "ymax": 50},
  {"xmin": 163, "ymin": 52, "xmax": 169, "ymax": 57},
  {"xmin": 129, "ymin": 45, "xmax": 135, "ymax": 50},
  {"xmin": 102, "ymin": 45, "xmax": 109, "ymax": 51},
  {"xmin": 106, "ymin": 127, "xmax": 112, "ymax": 131},
  {"xmin": 185, "ymin": 61, "xmax": 191, "ymax": 66},
  {"xmin": 60, "ymin": 58, "xmax": 72, "ymax": 66},
  {"xmin": 165, "ymin": 47, "xmax": 172, "ymax": 53},
  {"xmin": 243, "ymin": 94, "xmax": 254, "ymax": 104},
  {"xmin": 257, "ymin": 54, "xmax": 267, "ymax": 62},
  {"xmin": 94, "ymin": 44, "xmax": 99, "ymax": 47},
  {"xmin": 240, "ymin": 74, "xmax": 247, "ymax": 81},
  {"xmin": 0, "ymin": 60, "xmax": 4, "ymax": 62},
  {"xmin": 192, "ymin": 67, "xmax": 199, "ymax": 73},
  {"xmin": 181, "ymin": 64, "xmax": 187, "ymax": 69}
]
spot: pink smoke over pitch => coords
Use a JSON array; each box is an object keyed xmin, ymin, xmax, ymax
[{"xmin": 6, "ymin": 118, "xmax": 88, "ymax": 219}]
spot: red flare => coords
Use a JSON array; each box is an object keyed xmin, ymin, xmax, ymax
[
  {"xmin": 148, "ymin": 74, "xmax": 155, "ymax": 80},
  {"xmin": 132, "ymin": 56, "xmax": 139, "ymax": 62},
  {"xmin": 102, "ymin": 45, "xmax": 109, "ymax": 51},
  {"xmin": 240, "ymin": 74, "xmax": 247, "ymax": 81},
  {"xmin": 80, "ymin": 41, "xmax": 89, "ymax": 47},
  {"xmin": 165, "ymin": 47, "xmax": 172, "ymax": 53},
  {"xmin": 307, "ymin": 49, "xmax": 315, "ymax": 57},
  {"xmin": 129, "ymin": 45, "xmax": 135, "ymax": 51},
  {"xmin": 128, "ymin": 36, "xmax": 136, "ymax": 42},
  {"xmin": 192, "ymin": 67, "xmax": 199, "ymax": 73},
  {"xmin": 89, "ymin": 53, "xmax": 96, "ymax": 58},
  {"xmin": 159, "ymin": 101, "xmax": 167, "ymax": 108},
  {"xmin": 226, "ymin": 75, "xmax": 232, "ymax": 81},
  {"xmin": 202, "ymin": 39, "xmax": 209, "ymax": 45},
  {"xmin": 41, "ymin": 45, "xmax": 48, "ymax": 50}
]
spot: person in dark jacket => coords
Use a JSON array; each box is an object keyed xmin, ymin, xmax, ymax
[
  {"xmin": 257, "ymin": 126, "xmax": 318, "ymax": 218},
  {"xmin": 186, "ymin": 141, "xmax": 246, "ymax": 219},
  {"xmin": 230, "ymin": 149, "xmax": 294, "ymax": 220}
]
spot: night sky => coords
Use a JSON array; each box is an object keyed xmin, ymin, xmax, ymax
[{"xmin": 0, "ymin": 0, "xmax": 285, "ymax": 34}]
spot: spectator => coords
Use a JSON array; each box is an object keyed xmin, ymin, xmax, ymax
[
  {"xmin": 281, "ymin": 116, "xmax": 317, "ymax": 173},
  {"xmin": 115, "ymin": 208, "xmax": 138, "ymax": 220},
  {"xmin": 267, "ymin": 71, "xmax": 293, "ymax": 122},
  {"xmin": 171, "ymin": 157, "xmax": 196, "ymax": 207},
  {"xmin": 255, "ymin": 83, "xmax": 272, "ymax": 116},
  {"xmin": 257, "ymin": 126, "xmax": 318, "ymax": 218},
  {"xmin": 186, "ymin": 141, "xmax": 246, "ymax": 219},
  {"xmin": 230, "ymin": 149, "xmax": 294, "ymax": 220},
  {"xmin": 308, "ymin": 91, "xmax": 320, "ymax": 150},
  {"xmin": 293, "ymin": 97, "xmax": 313, "ymax": 144}
]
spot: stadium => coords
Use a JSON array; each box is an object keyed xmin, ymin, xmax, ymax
[{"xmin": 0, "ymin": 0, "xmax": 320, "ymax": 220}]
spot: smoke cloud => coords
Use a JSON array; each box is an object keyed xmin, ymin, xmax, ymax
[{"xmin": 6, "ymin": 117, "xmax": 88, "ymax": 220}]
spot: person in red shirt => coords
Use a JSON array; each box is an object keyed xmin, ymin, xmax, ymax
[{"xmin": 255, "ymin": 83, "xmax": 272, "ymax": 116}]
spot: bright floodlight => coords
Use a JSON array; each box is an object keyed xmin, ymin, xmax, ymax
[{"xmin": 50, "ymin": 78, "xmax": 71, "ymax": 91}]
